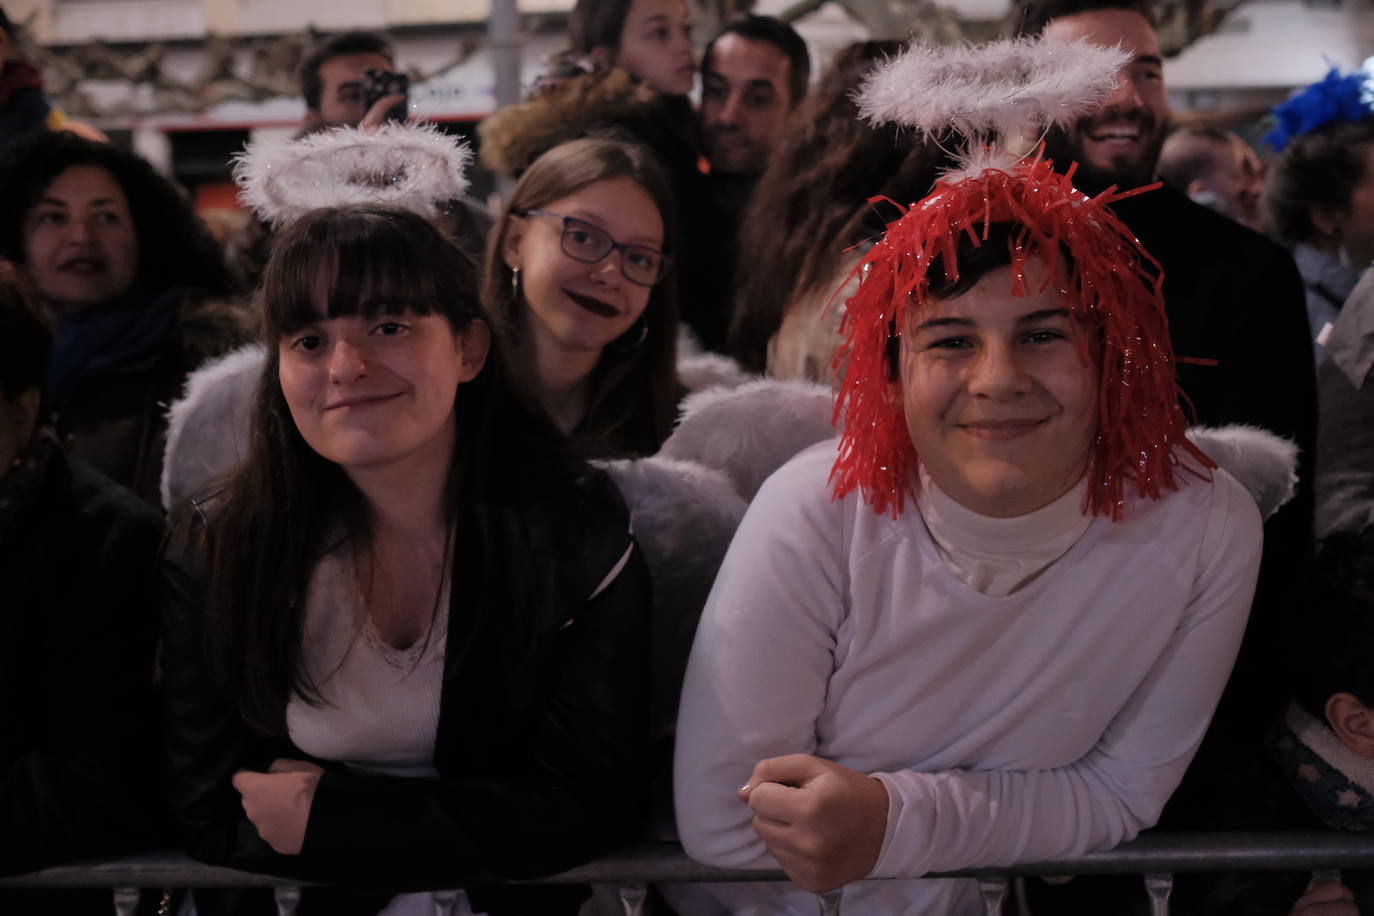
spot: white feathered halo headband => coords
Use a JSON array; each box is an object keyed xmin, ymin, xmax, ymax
[
  {"xmin": 233, "ymin": 123, "xmax": 473, "ymax": 228},
  {"xmin": 856, "ymin": 35, "xmax": 1129, "ymax": 175}
]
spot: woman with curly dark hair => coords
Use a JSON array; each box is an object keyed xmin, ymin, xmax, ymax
[
  {"xmin": 1264, "ymin": 117, "xmax": 1374, "ymax": 369},
  {"xmin": 0, "ymin": 130, "xmax": 247, "ymax": 502},
  {"xmin": 729, "ymin": 41, "xmax": 950, "ymax": 379}
]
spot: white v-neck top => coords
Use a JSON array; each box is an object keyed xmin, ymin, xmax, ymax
[
  {"xmin": 286, "ymin": 545, "xmax": 449, "ymax": 779},
  {"xmin": 672, "ymin": 440, "xmax": 1262, "ymax": 915}
]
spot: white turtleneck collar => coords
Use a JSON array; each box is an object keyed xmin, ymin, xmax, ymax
[{"xmin": 914, "ymin": 465, "xmax": 1092, "ymax": 597}]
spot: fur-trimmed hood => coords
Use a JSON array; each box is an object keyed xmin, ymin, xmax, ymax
[
  {"xmin": 478, "ymin": 67, "xmax": 661, "ymax": 179},
  {"xmin": 176, "ymin": 291, "xmax": 255, "ymax": 369},
  {"xmin": 1271, "ymin": 700, "xmax": 1374, "ymax": 832},
  {"xmin": 161, "ymin": 344, "xmax": 264, "ymax": 511}
]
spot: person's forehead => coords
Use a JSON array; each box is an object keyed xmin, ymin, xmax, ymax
[
  {"xmin": 1042, "ymin": 9, "xmax": 1160, "ymax": 59},
  {"xmin": 1199, "ymin": 136, "xmax": 1237, "ymax": 170},
  {"xmin": 320, "ymin": 52, "xmax": 393, "ymax": 86},
  {"xmin": 625, "ymin": 0, "xmax": 687, "ymax": 27},
  {"xmin": 547, "ymin": 176, "xmax": 664, "ymax": 245},
  {"xmin": 705, "ymin": 34, "xmax": 792, "ymax": 85},
  {"xmin": 42, "ymin": 164, "xmax": 128, "ymax": 206}
]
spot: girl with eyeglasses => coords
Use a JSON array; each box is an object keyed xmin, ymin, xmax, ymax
[{"xmin": 485, "ymin": 136, "xmax": 681, "ymax": 457}]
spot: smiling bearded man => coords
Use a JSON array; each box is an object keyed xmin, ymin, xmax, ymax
[{"xmin": 1042, "ymin": 8, "xmax": 1167, "ymax": 192}]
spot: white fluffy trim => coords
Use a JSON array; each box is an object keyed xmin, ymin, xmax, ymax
[
  {"xmin": 1187, "ymin": 424, "xmax": 1300, "ymax": 521},
  {"xmin": 661, "ymin": 378, "xmax": 835, "ymax": 501},
  {"xmin": 234, "ymin": 123, "xmax": 473, "ymax": 228},
  {"xmin": 677, "ymin": 351, "xmax": 753, "ymax": 393},
  {"xmin": 599, "ymin": 456, "xmax": 747, "ymax": 589},
  {"xmin": 857, "ymin": 36, "xmax": 1129, "ymax": 142},
  {"xmin": 599, "ymin": 457, "xmax": 745, "ymax": 681},
  {"xmin": 160, "ymin": 344, "xmax": 265, "ymax": 511},
  {"xmin": 674, "ymin": 323, "xmax": 754, "ymax": 392}
]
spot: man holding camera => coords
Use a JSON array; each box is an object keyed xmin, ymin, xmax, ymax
[{"xmin": 299, "ymin": 31, "xmax": 402, "ymax": 130}]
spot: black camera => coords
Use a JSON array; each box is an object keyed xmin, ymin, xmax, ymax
[{"xmin": 361, "ymin": 68, "xmax": 410, "ymax": 123}]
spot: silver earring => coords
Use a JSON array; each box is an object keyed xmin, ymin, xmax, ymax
[{"xmin": 511, "ymin": 266, "xmax": 520, "ymax": 298}]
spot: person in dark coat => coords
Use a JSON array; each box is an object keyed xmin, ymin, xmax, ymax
[
  {"xmin": 0, "ymin": 130, "xmax": 248, "ymax": 505},
  {"xmin": 1015, "ymin": 2, "xmax": 1317, "ymax": 910},
  {"xmin": 681, "ymin": 15, "xmax": 810, "ymax": 354},
  {"xmin": 0, "ymin": 263, "xmax": 165, "ymax": 906}
]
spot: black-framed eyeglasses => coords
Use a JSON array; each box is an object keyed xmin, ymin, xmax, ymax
[{"xmin": 521, "ymin": 209, "xmax": 672, "ymax": 287}]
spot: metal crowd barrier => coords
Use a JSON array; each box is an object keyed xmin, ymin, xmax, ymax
[{"xmin": 4, "ymin": 832, "xmax": 1374, "ymax": 916}]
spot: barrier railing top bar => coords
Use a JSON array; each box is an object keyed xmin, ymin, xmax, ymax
[{"xmin": 6, "ymin": 833, "xmax": 1374, "ymax": 890}]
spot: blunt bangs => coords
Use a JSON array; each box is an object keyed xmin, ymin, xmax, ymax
[{"xmin": 262, "ymin": 206, "xmax": 482, "ymax": 339}]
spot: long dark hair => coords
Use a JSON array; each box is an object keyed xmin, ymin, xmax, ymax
[
  {"xmin": 729, "ymin": 41, "xmax": 950, "ymax": 373},
  {"xmin": 204, "ymin": 206, "xmax": 567, "ymax": 735},
  {"xmin": 0, "ymin": 130, "xmax": 234, "ymax": 298},
  {"xmin": 484, "ymin": 136, "xmax": 679, "ymax": 457}
]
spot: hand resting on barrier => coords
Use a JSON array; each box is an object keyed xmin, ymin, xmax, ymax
[
  {"xmin": 1288, "ymin": 880, "xmax": 1358, "ymax": 916},
  {"xmin": 230, "ymin": 759, "xmax": 325, "ymax": 856},
  {"xmin": 740, "ymin": 753, "xmax": 889, "ymax": 894}
]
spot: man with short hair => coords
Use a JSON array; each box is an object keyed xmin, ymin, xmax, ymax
[
  {"xmin": 699, "ymin": 15, "xmax": 809, "ymax": 177},
  {"xmin": 1036, "ymin": 5, "xmax": 1168, "ymax": 192},
  {"xmin": 298, "ymin": 31, "xmax": 395, "ymax": 129},
  {"xmin": 680, "ymin": 15, "xmax": 810, "ymax": 352},
  {"xmin": 1025, "ymin": 2, "xmax": 1312, "ymax": 459},
  {"xmin": 1159, "ymin": 125, "xmax": 1264, "ymax": 228}
]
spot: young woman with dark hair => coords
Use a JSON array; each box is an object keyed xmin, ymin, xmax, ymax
[
  {"xmin": 485, "ymin": 136, "xmax": 680, "ymax": 457},
  {"xmin": 162, "ymin": 205, "xmax": 651, "ymax": 914},
  {"xmin": 729, "ymin": 41, "xmax": 950, "ymax": 378},
  {"xmin": 477, "ymin": 0, "xmax": 696, "ymax": 183},
  {"xmin": 1288, "ymin": 120, "xmax": 1374, "ymax": 540},
  {"xmin": 1265, "ymin": 117, "xmax": 1374, "ymax": 366},
  {"xmin": 0, "ymin": 129, "xmax": 246, "ymax": 502},
  {"xmin": 565, "ymin": 0, "xmax": 694, "ymax": 97}
]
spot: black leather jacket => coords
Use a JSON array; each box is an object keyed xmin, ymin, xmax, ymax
[
  {"xmin": 161, "ymin": 469, "xmax": 652, "ymax": 913},
  {"xmin": 0, "ymin": 435, "xmax": 165, "ymax": 876}
]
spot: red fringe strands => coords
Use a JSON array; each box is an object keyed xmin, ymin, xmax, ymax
[{"xmin": 828, "ymin": 157, "xmax": 1215, "ymax": 520}]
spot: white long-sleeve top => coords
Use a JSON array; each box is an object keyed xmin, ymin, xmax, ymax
[{"xmin": 672, "ymin": 441, "xmax": 1263, "ymax": 915}]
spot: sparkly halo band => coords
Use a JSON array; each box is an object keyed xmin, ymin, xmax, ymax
[{"xmin": 233, "ymin": 123, "xmax": 473, "ymax": 228}]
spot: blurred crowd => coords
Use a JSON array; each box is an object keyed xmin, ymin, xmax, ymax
[{"xmin": 6, "ymin": 0, "xmax": 1374, "ymax": 914}]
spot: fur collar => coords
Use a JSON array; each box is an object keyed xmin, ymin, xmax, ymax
[
  {"xmin": 477, "ymin": 67, "xmax": 659, "ymax": 179},
  {"xmin": 160, "ymin": 344, "xmax": 263, "ymax": 511},
  {"xmin": 1185, "ymin": 424, "xmax": 1298, "ymax": 520},
  {"xmin": 1272, "ymin": 701, "xmax": 1374, "ymax": 831}
]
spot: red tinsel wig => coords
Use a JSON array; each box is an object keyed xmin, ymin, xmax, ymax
[{"xmin": 829, "ymin": 156, "xmax": 1214, "ymax": 520}]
